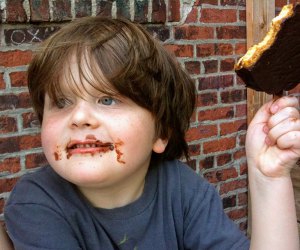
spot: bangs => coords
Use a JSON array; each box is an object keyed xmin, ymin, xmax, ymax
[{"xmin": 46, "ymin": 46, "xmax": 121, "ymax": 103}]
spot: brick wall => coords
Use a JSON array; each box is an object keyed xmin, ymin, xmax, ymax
[{"xmin": 0, "ymin": 0, "xmax": 250, "ymax": 231}]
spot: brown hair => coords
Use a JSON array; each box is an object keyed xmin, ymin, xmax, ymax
[{"xmin": 27, "ymin": 16, "xmax": 195, "ymax": 161}]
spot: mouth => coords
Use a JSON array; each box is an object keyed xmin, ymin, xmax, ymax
[{"xmin": 66, "ymin": 139, "xmax": 114, "ymax": 158}]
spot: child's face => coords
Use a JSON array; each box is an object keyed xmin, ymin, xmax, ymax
[{"xmin": 41, "ymin": 58, "xmax": 167, "ymax": 199}]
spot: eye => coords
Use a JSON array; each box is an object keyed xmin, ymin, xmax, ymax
[
  {"xmin": 98, "ymin": 96, "xmax": 117, "ymax": 106},
  {"xmin": 54, "ymin": 98, "xmax": 72, "ymax": 109}
]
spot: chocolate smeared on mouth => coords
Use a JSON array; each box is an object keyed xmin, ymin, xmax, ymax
[
  {"xmin": 67, "ymin": 141, "xmax": 114, "ymax": 150},
  {"xmin": 66, "ymin": 140, "xmax": 114, "ymax": 159},
  {"xmin": 54, "ymin": 145, "xmax": 63, "ymax": 161},
  {"xmin": 64, "ymin": 138, "xmax": 125, "ymax": 164}
]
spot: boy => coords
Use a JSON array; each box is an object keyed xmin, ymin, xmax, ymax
[{"xmin": 4, "ymin": 17, "xmax": 300, "ymax": 249}]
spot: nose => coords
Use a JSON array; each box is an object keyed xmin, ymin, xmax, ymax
[{"xmin": 69, "ymin": 101, "xmax": 100, "ymax": 129}]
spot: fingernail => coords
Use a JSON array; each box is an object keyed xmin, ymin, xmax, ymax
[
  {"xmin": 263, "ymin": 125, "xmax": 269, "ymax": 134},
  {"xmin": 270, "ymin": 105, "xmax": 279, "ymax": 114},
  {"xmin": 265, "ymin": 136, "xmax": 272, "ymax": 146}
]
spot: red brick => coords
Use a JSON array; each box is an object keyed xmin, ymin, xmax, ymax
[
  {"xmin": 239, "ymin": 161, "xmax": 248, "ymax": 176},
  {"xmin": 238, "ymin": 133, "xmax": 246, "ymax": 147},
  {"xmin": 239, "ymin": 221, "xmax": 248, "ymax": 232},
  {"xmin": 0, "ymin": 136, "xmax": 19, "ymax": 154},
  {"xmin": 235, "ymin": 43, "xmax": 247, "ymax": 55},
  {"xmin": 275, "ymin": 0, "xmax": 288, "ymax": 8},
  {"xmin": 168, "ymin": 0, "xmax": 180, "ymax": 22},
  {"xmin": 134, "ymin": 0, "xmax": 148, "ymax": 22},
  {"xmin": 0, "ymin": 73, "xmax": 5, "ymax": 89},
  {"xmin": 52, "ymin": 0, "xmax": 72, "ymax": 21},
  {"xmin": 203, "ymin": 60, "xmax": 218, "ymax": 74},
  {"xmin": 164, "ymin": 44, "xmax": 193, "ymax": 57},
  {"xmin": 221, "ymin": 58, "xmax": 235, "ymax": 72},
  {"xmin": 75, "ymin": 0, "xmax": 92, "ymax": 18},
  {"xmin": 22, "ymin": 112, "xmax": 40, "ymax": 129},
  {"xmin": 226, "ymin": 207, "xmax": 247, "ymax": 221},
  {"xmin": 4, "ymin": 27, "xmax": 60, "ymax": 46},
  {"xmin": 152, "ymin": 0, "xmax": 166, "ymax": 23},
  {"xmin": 195, "ymin": 0, "xmax": 218, "ymax": 5},
  {"xmin": 196, "ymin": 92, "xmax": 218, "ymax": 106},
  {"xmin": 198, "ymin": 106, "xmax": 234, "ymax": 122},
  {"xmin": 0, "ymin": 198, "xmax": 4, "ymax": 214},
  {"xmin": 0, "ymin": 92, "xmax": 31, "ymax": 111},
  {"xmin": 217, "ymin": 26, "xmax": 246, "ymax": 39},
  {"xmin": 146, "ymin": 26, "xmax": 170, "ymax": 42},
  {"xmin": 0, "ymin": 116, "xmax": 17, "ymax": 133},
  {"xmin": 204, "ymin": 167, "xmax": 238, "ymax": 183},
  {"xmin": 186, "ymin": 124, "xmax": 218, "ymax": 142},
  {"xmin": 222, "ymin": 195, "xmax": 237, "ymax": 209},
  {"xmin": 6, "ymin": 0, "xmax": 27, "ymax": 23},
  {"xmin": 25, "ymin": 153, "xmax": 48, "ymax": 169},
  {"xmin": 0, "ymin": 50, "xmax": 32, "ymax": 67},
  {"xmin": 220, "ymin": 119, "xmax": 247, "ymax": 135},
  {"xmin": 0, "ymin": 177, "xmax": 19, "ymax": 193},
  {"xmin": 19, "ymin": 134, "xmax": 42, "ymax": 150},
  {"xmin": 96, "ymin": 0, "xmax": 113, "ymax": 17},
  {"xmin": 216, "ymin": 43, "xmax": 233, "ymax": 56},
  {"xmin": 200, "ymin": 9, "xmax": 237, "ymax": 23},
  {"xmin": 188, "ymin": 144, "xmax": 201, "ymax": 157},
  {"xmin": 185, "ymin": 7, "xmax": 198, "ymax": 23},
  {"xmin": 10, "ymin": 71, "xmax": 28, "ymax": 87},
  {"xmin": 238, "ymin": 192, "xmax": 248, "ymax": 206},
  {"xmin": 186, "ymin": 159, "xmax": 196, "ymax": 171},
  {"xmin": 233, "ymin": 149, "xmax": 246, "ymax": 160},
  {"xmin": 190, "ymin": 110, "xmax": 197, "ymax": 123},
  {"xmin": 217, "ymin": 153, "xmax": 232, "ymax": 166},
  {"xmin": 203, "ymin": 137, "xmax": 236, "ymax": 154},
  {"xmin": 221, "ymin": 89, "xmax": 246, "ymax": 103},
  {"xmin": 116, "ymin": 0, "xmax": 130, "ymax": 19},
  {"xmin": 196, "ymin": 44, "xmax": 215, "ymax": 57},
  {"xmin": 220, "ymin": 179, "xmax": 247, "ymax": 194},
  {"xmin": 200, "ymin": 156, "xmax": 214, "ymax": 170},
  {"xmin": 0, "ymin": 8, "xmax": 3, "ymax": 23},
  {"xmin": 174, "ymin": 26, "xmax": 214, "ymax": 40},
  {"xmin": 30, "ymin": 0, "xmax": 50, "ymax": 21},
  {"xmin": 198, "ymin": 75, "xmax": 234, "ymax": 90},
  {"xmin": 239, "ymin": 9, "xmax": 246, "ymax": 22},
  {"xmin": 0, "ymin": 157, "xmax": 21, "ymax": 173},
  {"xmin": 221, "ymin": 0, "xmax": 245, "ymax": 5},
  {"xmin": 185, "ymin": 61, "xmax": 201, "ymax": 75},
  {"xmin": 236, "ymin": 75, "xmax": 246, "ymax": 86},
  {"xmin": 236, "ymin": 104, "xmax": 247, "ymax": 117}
]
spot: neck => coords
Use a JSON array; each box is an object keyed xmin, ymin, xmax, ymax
[{"xmin": 77, "ymin": 167, "xmax": 148, "ymax": 209}]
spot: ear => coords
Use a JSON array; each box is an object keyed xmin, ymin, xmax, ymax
[{"xmin": 152, "ymin": 138, "xmax": 168, "ymax": 154}]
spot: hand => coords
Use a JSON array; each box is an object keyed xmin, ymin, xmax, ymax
[{"xmin": 246, "ymin": 96, "xmax": 300, "ymax": 178}]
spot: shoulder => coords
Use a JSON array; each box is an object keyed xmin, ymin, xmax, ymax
[
  {"xmin": 159, "ymin": 159, "xmax": 213, "ymax": 195},
  {"xmin": 156, "ymin": 160, "xmax": 217, "ymax": 214},
  {"xmin": 6, "ymin": 166, "xmax": 73, "ymax": 206}
]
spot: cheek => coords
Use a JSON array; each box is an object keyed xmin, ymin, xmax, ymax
[{"xmin": 41, "ymin": 121, "xmax": 61, "ymax": 159}]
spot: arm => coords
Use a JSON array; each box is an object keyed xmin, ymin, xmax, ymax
[
  {"xmin": 246, "ymin": 96, "xmax": 300, "ymax": 250},
  {"xmin": 0, "ymin": 224, "xmax": 13, "ymax": 250}
]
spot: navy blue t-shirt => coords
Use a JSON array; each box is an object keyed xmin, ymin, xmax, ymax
[{"xmin": 5, "ymin": 160, "xmax": 250, "ymax": 249}]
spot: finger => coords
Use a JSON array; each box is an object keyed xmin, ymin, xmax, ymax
[
  {"xmin": 276, "ymin": 130, "xmax": 300, "ymax": 151},
  {"xmin": 267, "ymin": 106, "xmax": 300, "ymax": 129},
  {"xmin": 249, "ymin": 101, "xmax": 273, "ymax": 126},
  {"xmin": 270, "ymin": 96, "xmax": 299, "ymax": 114},
  {"xmin": 267, "ymin": 117, "xmax": 300, "ymax": 145}
]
